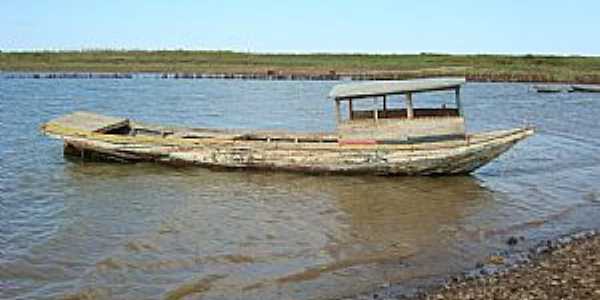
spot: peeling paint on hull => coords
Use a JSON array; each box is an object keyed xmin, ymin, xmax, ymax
[{"xmin": 55, "ymin": 127, "xmax": 533, "ymax": 176}]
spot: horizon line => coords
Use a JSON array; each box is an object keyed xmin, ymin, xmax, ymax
[{"xmin": 1, "ymin": 48, "xmax": 599, "ymax": 57}]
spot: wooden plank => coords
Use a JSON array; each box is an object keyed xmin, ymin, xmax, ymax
[
  {"xmin": 47, "ymin": 111, "xmax": 129, "ymax": 133},
  {"xmin": 58, "ymin": 127, "xmax": 533, "ymax": 175},
  {"xmin": 338, "ymin": 117, "xmax": 465, "ymax": 141}
]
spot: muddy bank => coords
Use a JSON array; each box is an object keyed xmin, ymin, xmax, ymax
[{"xmin": 344, "ymin": 230, "xmax": 600, "ymax": 300}]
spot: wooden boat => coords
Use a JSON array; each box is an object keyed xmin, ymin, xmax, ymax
[
  {"xmin": 570, "ymin": 84, "xmax": 600, "ymax": 93},
  {"xmin": 41, "ymin": 78, "xmax": 534, "ymax": 175},
  {"xmin": 533, "ymin": 85, "xmax": 564, "ymax": 93}
]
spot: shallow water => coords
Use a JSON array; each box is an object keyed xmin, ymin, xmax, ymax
[{"xmin": 1, "ymin": 78, "xmax": 600, "ymax": 299}]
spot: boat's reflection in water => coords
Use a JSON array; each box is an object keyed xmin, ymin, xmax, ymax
[{"xmin": 51, "ymin": 161, "xmax": 495, "ymax": 299}]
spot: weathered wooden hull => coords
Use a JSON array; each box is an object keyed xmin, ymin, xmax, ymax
[
  {"xmin": 45, "ymin": 120, "xmax": 533, "ymax": 176},
  {"xmin": 533, "ymin": 85, "xmax": 564, "ymax": 93},
  {"xmin": 571, "ymin": 85, "xmax": 600, "ymax": 93}
]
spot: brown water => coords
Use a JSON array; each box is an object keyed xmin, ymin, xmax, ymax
[{"xmin": 1, "ymin": 78, "xmax": 600, "ymax": 299}]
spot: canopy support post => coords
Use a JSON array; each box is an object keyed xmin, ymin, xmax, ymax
[
  {"xmin": 335, "ymin": 100, "xmax": 341, "ymax": 125},
  {"xmin": 405, "ymin": 92, "xmax": 414, "ymax": 119},
  {"xmin": 455, "ymin": 87, "xmax": 463, "ymax": 116},
  {"xmin": 348, "ymin": 99, "xmax": 354, "ymax": 120},
  {"xmin": 383, "ymin": 95, "xmax": 387, "ymax": 117},
  {"xmin": 373, "ymin": 97, "xmax": 379, "ymax": 122}
]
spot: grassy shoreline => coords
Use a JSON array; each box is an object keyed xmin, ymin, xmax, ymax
[{"xmin": 2, "ymin": 51, "xmax": 600, "ymax": 83}]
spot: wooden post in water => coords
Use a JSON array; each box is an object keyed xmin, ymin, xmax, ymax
[{"xmin": 405, "ymin": 92, "xmax": 414, "ymax": 119}]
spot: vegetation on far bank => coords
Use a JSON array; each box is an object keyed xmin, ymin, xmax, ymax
[{"xmin": 2, "ymin": 50, "xmax": 600, "ymax": 83}]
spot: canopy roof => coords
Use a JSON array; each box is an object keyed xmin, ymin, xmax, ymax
[{"xmin": 329, "ymin": 77, "xmax": 466, "ymax": 100}]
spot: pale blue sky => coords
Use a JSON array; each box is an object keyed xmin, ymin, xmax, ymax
[{"xmin": 2, "ymin": 0, "xmax": 598, "ymax": 54}]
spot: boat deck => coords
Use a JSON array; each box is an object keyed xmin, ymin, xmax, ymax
[
  {"xmin": 44, "ymin": 111, "xmax": 340, "ymax": 143},
  {"xmin": 48, "ymin": 111, "xmax": 130, "ymax": 133},
  {"xmin": 43, "ymin": 112, "xmax": 532, "ymax": 153}
]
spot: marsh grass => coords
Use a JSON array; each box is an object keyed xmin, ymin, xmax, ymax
[{"xmin": 2, "ymin": 50, "xmax": 600, "ymax": 82}]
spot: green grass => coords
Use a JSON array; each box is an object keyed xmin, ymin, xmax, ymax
[{"xmin": 2, "ymin": 50, "xmax": 600, "ymax": 82}]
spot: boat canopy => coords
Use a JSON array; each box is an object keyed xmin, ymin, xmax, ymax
[{"xmin": 329, "ymin": 77, "xmax": 466, "ymax": 100}]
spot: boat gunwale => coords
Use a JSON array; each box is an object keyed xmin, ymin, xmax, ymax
[{"xmin": 43, "ymin": 121, "xmax": 533, "ymax": 152}]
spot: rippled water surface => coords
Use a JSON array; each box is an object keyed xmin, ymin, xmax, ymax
[{"xmin": 1, "ymin": 78, "xmax": 600, "ymax": 299}]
